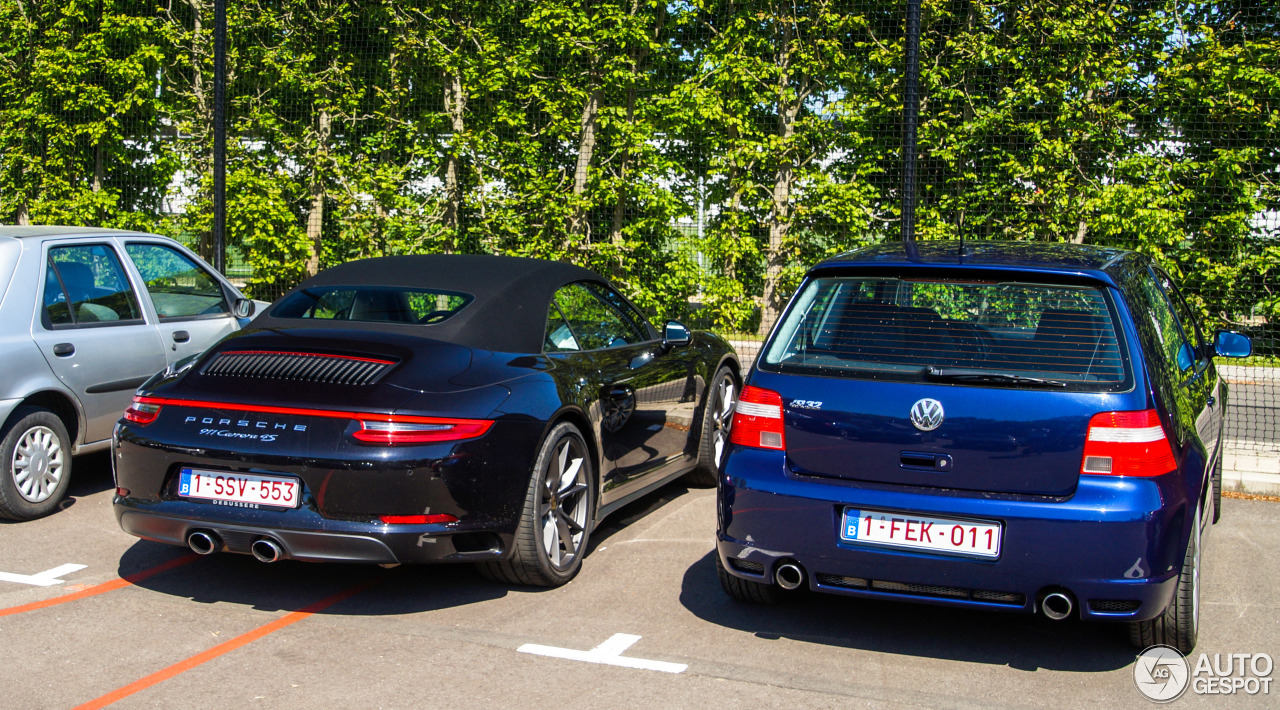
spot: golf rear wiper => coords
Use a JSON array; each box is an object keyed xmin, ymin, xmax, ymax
[{"xmin": 922, "ymin": 366, "xmax": 1069, "ymax": 388}]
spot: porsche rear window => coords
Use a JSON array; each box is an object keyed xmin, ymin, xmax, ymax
[
  {"xmin": 271, "ymin": 286, "xmax": 472, "ymax": 324},
  {"xmin": 761, "ymin": 277, "xmax": 1129, "ymax": 389}
]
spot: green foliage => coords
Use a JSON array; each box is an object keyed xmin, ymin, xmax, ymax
[
  {"xmin": 0, "ymin": 0, "xmax": 1275, "ymax": 342},
  {"xmin": 0, "ymin": 0, "xmax": 173, "ymax": 230}
]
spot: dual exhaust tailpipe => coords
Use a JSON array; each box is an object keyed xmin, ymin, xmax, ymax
[
  {"xmin": 186, "ymin": 530, "xmax": 285, "ymax": 564},
  {"xmin": 187, "ymin": 530, "xmax": 219, "ymax": 556},
  {"xmin": 250, "ymin": 538, "xmax": 284, "ymax": 564}
]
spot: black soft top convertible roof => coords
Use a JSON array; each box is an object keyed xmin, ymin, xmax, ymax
[{"xmin": 255, "ymin": 254, "xmax": 611, "ymax": 353}]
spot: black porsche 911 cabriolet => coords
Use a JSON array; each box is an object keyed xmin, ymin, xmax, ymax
[{"xmin": 112, "ymin": 255, "xmax": 740, "ymax": 587}]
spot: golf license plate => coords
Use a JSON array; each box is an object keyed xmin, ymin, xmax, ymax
[
  {"xmin": 840, "ymin": 508, "xmax": 1002, "ymax": 558},
  {"xmin": 178, "ymin": 467, "xmax": 300, "ymax": 509}
]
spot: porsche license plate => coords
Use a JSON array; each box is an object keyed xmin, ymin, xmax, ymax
[
  {"xmin": 178, "ymin": 468, "xmax": 300, "ymax": 509},
  {"xmin": 840, "ymin": 508, "xmax": 1001, "ymax": 558}
]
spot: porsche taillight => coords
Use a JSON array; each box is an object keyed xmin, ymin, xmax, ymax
[
  {"xmin": 1080, "ymin": 409, "xmax": 1176, "ymax": 477},
  {"xmin": 729, "ymin": 386, "xmax": 786, "ymax": 450},
  {"xmin": 124, "ymin": 396, "xmax": 162, "ymax": 425},
  {"xmin": 351, "ymin": 417, "xmax": 493, "ymax": 445}
]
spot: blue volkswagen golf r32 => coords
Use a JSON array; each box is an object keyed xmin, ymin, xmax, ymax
[{"xmin": 716, "ymin": 241, "xmax": 1252, "ymax": 653}]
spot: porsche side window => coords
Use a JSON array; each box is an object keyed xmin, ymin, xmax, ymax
[
  {"xmin": 44, "ymin": 245, "xmax": 143, "ymax": 327},
  {"xmin": 582, "ymin": 282, "xmax": 651, "ymax": 342},
  {"xmin": 125, "ymin": 243, "xmax": 230, "ymax": 320},
  {"xmin": 552, "ymin": 282, "xmax": 642, "ymax": 350},
  {"xmin": 544, "ymin": 301, "xmax": 579, "ymax": 352}
]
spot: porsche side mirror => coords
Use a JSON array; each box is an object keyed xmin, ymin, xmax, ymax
[{"xmin": 661, "ymin": 320, "xmax": 692, "ymax": 352}]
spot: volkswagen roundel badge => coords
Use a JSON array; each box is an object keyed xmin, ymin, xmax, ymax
[{"xmin": 910, "ymin": 398, "xmax": 945, "ymax": 432}]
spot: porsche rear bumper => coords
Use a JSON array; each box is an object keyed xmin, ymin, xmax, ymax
[{"xmin": 115, "ymin": 498, "xmax": 508, "ymax": 563}]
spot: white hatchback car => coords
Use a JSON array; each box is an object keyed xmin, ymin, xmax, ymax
[{"xmin": 0, "ymin": 226, "xmax": 261, "ymax": 520}]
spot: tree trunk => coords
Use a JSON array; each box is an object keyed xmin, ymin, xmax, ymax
[
  {"xmin": 442, "ymin": 69, "xmax": 466, "ymax": 252},
  {"xmin": 759, "ymin": 157, "xmax": 794, "ymax": 337},
  {"xmin": 568, "ymin": 83, "xmax": 601, "ymax": 240},
  {"xmin": 1072, "ymin": 219, "xmax": 1089, "ymax": 244},
  {"xmin": 608, "ymin": 1, "xmax": 662, "ymax": 253},
  {"xmin": 304, "ymin": 109, "xmax": 331, "ymax": 277},
  {"xmin": 93, "ymin": 141, "xmax": 104, "ymax": 193},
  {"xmin": 758, "ymin": 22, "xmax": 800, "ymax": 337},
  {"xmin": 190, "ymin": 0, "xmax": 214, "ymax": 260}
]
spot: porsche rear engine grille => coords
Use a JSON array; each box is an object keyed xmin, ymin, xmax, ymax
[{"xmin": 202, "ymin": 351, "xmax": 394, "ymax": 385}]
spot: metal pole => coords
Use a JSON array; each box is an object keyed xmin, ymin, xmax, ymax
[
  {"xmin": 212, "ymin": 0, "xmax": 227, "ymax": 272},
  {"xmin": 901, "ymin": 0, "xmax": 921, "ymax": 244}
]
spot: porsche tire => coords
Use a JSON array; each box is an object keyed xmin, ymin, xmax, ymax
[
  {"xmin": 479, "ymin": 422, "xmax": 594, "ymax": 587},
  {"xmin": 687, "ymin": 366, "xmax": 737, "ymax": 488}
]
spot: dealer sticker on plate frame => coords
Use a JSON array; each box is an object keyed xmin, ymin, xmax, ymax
[
  {"xmin": 178, "ymin": 467, "xmax": 301, "ymax": 510},
  {"xmin": 840, "ymin": 508, "xmax": 1002, "ymax": 558}
]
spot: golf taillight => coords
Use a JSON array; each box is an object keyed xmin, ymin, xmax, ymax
[
  {"xmin": 729, "ymin": 386, "xmax": 786, "ymax": 450},
  {"xmin": 352, "ymin": 417, "xmax": 493, "ymax": 445},
  {"xmin": 1081, "ymin": 409, "xmax": 1176, "ymax": 477},
  {"xmin": 124, "ymin": 397, "xmax": 162, "ymax": 425},
  {"xmin": 379, "ymin": 514, "xmax": 459, "ymax": 525}
]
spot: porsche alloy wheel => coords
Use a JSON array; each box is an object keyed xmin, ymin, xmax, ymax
[
  {"xmin": 0, "ymin": 407, "xmax": 73, "ymax": 521},
  {"xmin": 479, "ymin": 422, "xmax": 594, "ymax": 587}
]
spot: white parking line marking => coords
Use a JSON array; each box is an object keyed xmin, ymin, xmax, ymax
[
  {"xmin": 518, "ymin": 633, "xmax": 687, "ymax": 674},
  {"xmin": 0, "ymin": 564, "xmax": 87, "ymax": 587}
]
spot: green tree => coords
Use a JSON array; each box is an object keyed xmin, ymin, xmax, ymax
[{"xmin": 0, "ymin": 0, "xmax": 173, "ymax": 230}]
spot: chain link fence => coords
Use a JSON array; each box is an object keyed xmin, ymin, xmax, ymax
[{"xmin": 1, "ymin": 0, "xmax": 1276, "ymax": 454}]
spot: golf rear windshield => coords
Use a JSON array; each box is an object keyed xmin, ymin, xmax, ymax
[{"xmin": 761, "ymin": 276, "xmax": 1130, "ymax": 389}]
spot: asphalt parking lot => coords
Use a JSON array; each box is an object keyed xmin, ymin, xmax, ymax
[{"xmin": 2, "ymin": 453, "xmax": 1278, "ymax": 710}]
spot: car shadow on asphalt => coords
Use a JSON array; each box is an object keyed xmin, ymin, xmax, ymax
[
  {"xmin": 117, "ymin": 542, "xmax": 511, "ymax": 615},
  {"xmin": 113, "ymin": 476, "xmax": 702, "ymax": 614},
  {"xmin": 678, "ymin": 550, "xmax": 1137, "ymax": 673},
  {"xmin": 587, "ymin": 480, "xmax": 698, "ymax": 553}
]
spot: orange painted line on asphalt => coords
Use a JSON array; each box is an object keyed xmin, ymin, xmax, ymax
[
  {"xmin": 0, "ymin": 554, "xmax": 198, "ymax": 618},
  {"xmin": 72, "ymin": 573, "xmax": 386, "ymax": 710}
]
